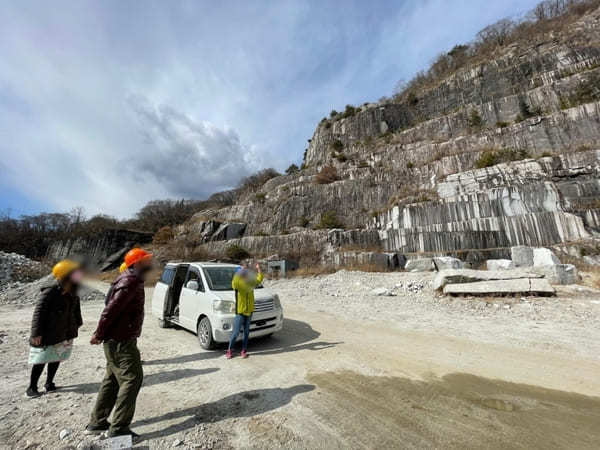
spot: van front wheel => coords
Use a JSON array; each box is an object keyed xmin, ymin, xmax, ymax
[{"xmin": 197, "ymin": 317, "xmax": 215, "ymax": 350}]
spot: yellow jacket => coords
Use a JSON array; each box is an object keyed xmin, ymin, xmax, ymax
[{"xmin": 232, "ymin": 272, "xmax": 264, "ymax": 316}]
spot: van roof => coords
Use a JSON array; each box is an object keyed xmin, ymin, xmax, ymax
[{"xmin": 164, "ymin": 261, "xmax": 239, "ymax": 268}]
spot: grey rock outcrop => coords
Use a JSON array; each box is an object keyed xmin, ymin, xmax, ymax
[{"xmin": 46, "ymin": 229, "xmax": 152, "ymax": 269}]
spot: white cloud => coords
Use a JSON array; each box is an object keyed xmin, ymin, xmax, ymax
[
  {"xmin": 0, "ymin": 0, "xmax": 541, "ymax": 218},
  {"xmin": 126, "ymin": 95, "xmax": 261, "ymax": 198}
]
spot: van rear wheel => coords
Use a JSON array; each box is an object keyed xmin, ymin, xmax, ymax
[{"xmin": 197, "ymin": 317, "xmax": 215, "ymax": 350}]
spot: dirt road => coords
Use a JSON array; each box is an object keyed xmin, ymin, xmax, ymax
[{"xmin": 1, "ymin": 273, "xmax": 600, "ymax": 449}]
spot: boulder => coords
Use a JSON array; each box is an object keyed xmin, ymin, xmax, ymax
[
  {"xmin": 443, "ymin": 278, "xmax": 555, "ymax": 296},
  {"xmin": 433, "ymin": 257, "xmax": 464, "ymax": 270},
  {"xmin": 405, "ymin": 258, "xmax": 434, "ymax": 272},
  {"xmin": 210, "ymin": 223, "xmax": 247, "ymax": 241},
  {"xmin": 533, "ymin": 263, "xmax": 578, "ymax": 285},
  {"xmin": 433, "ymin": 269, "xmax": 542, "ymax": 291},
  {"xmin": 583, "ymin": 255, "xmax": 600, "ymax": 266},
  {"xmin": 511, "ymin": 246, "xmax": 534, "ymax": 267},
  {"xmin": 486, "ymin": 259, "xmax": 514, "ymax": 270},
  {"xmin": 533, "ymin": 248, "xmax": 561, "ymax": 267},
  {"xmin": 371, "ymin": 287, "xmax": 393, "ymax": 296}
]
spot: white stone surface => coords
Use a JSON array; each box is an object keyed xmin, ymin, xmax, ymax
[
  {"xmin": 533, "ymin": 248, "xmax": 561, "ymax": 267},
  {"xmin": 486, "ymin": 259, "xmax": 515, "ymax": 270}
]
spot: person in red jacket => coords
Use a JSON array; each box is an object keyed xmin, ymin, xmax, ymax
[{"xmin": 84, "ymin": 248, "xmax": 152, "ymax": 442}]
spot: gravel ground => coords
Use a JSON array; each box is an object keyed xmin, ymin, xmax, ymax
[
  {"xmin": 270, "ymin": 270, "xmax": 600, "ymax": 358},
  {"xmin": 0, "ymin": 272, "xmax": 599, "ymax": 449}
]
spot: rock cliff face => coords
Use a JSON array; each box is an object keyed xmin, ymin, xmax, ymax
[
  {"xmin": 47, "ymin": 229, "xmax": 153, "ymax": 269},
  {"xmin": 176, "ymin": 6, "xmax": 600, "ymax": 266}
]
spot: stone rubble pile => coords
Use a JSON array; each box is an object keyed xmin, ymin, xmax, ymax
[
  {"xmin": 0, "ymin": 274, "xmax": 105, "ymax": 306},
  {"xmin": 0, "ymin": 251, "xmax": 48, "ymax": 284}
]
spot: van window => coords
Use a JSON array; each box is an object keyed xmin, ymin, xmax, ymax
[
  {"xmin": 160, "ymin": 267, "xmax": 176, "ymax": 285},
  {"xmin": 185, "ymin": 268, "xmax": 204, "ymax": 291}
]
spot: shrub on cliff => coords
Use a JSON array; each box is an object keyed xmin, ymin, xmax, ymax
[
  {"xmin": 238, "ymin": 168, "xmax": 281, "ymax": 194},
  {"xmin": 285, "ymin": 164, "xmax": 299, "ymax": 175},
  {"xmin": 317, "ymin": 211, "xmax": 344, "ymax": 229},
  {"xmin": 314, "ymin": 165, "xmax": 339, "ymax": 184},
  {"xmin": 153, "ymin": 226, "xmax": 174, "ymax": 245},
  {"xmin": 468, "ymin": 110, "xmax": 483, "ymax": 128},
  {"xmin": 475, "ymin": 148, "xmax": 530, "ymax": 169},
  {"xmin": 225, "ymin": 244, "xmax": 251, "ymax": 261}
]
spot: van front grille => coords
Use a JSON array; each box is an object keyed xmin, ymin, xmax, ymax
[{"xmin": 254, "ymin": 298, "xmax": 274, "ymax": 312}]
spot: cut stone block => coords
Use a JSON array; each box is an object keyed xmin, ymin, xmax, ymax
[
  {"xmin": 511, "ymin": 246, "xmax": 534, "ymax": 267},
  {"xmin": 533, "ymin": 263, "xmax": 578, "ymax": 285},
  {"xmin": 433, "ymin": 269, "xmax": 541, "ymax": 291},
  {"xmin": 433, "ymin": 257, "xmax": 464, "ymax": 270},
  {"xmin": 405, "ymin": 258, "xmax": 433, "ymax": 272},
  {"xmin": 533, "ymin": 247, "xmax": 561, "ymax": 267},
  {"xmin": 443, "ymin": 278, "xmax": 555, "ymax": 296},
  {"xmin": 583, "ymin": 255, "xmax": 600, "ymax": 266},
  {"xmin": 486, "ymin": 259, "xmax": 515, "ymax": 270}
]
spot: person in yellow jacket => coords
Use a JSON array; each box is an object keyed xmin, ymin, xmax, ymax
[{"xmin": 226, "ymin": 263, "xmax": 263, "ymax": 359}]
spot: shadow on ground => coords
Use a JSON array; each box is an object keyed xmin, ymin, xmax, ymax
[
  {"xmin": 62, "ymin": 368, "xmax": 219, "ymax": 394},
  {"xmin": 135, "ymin": 384, "xmax": 315, "ymax": 440},
  {"xmin": 304, "ymin": 370, "xmax": 600, "ymax": 449},
  {"xmin": 144, "ymin": 318, "xmax": 342, "ymax": 365}
]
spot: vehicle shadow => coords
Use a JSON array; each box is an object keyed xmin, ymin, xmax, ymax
[
  {"xmin": 135, "ymin": 384, "xmax": 315, "ymax": 440},
  {"xmin": 235, "ymin": 318, "xmax": 343, "ymax": 356},
  {"xmin": 62, "ymin": 367, "xmax": 219, "ymax": 394},
  {"xmin": 148, "ymin": 318, "xmax": 342, "ymax": 362}
]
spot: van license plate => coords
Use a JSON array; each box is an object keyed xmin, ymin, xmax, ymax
[{"xmin": 255, "ymin": 320, "xmax": 266, "ymax": 326}]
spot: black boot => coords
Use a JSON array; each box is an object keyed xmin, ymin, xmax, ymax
[{"xmin": 26, "ymin": 387, "xmax": 41, "ymax": 398}]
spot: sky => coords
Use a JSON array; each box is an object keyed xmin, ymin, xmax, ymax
[{"xmin": 0, "ymin": 0, "xmax": 540, "ymax": 219}]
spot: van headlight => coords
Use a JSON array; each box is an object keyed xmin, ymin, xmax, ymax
[
  {"xmin": 213, "ymin": 300, "xmax": 235, "ymax": 313},
  {"xmin": 273, "ymin": 294, "xmax": 281, "ymax": 309}
]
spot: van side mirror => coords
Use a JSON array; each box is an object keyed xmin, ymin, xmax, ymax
[{"xmin": 186, "ymin": 280, "xmax": 199, "ymax": 291}]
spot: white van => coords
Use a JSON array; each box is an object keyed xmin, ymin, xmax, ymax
[{"xmin": 151, "ymin": 262, "xmax": 283, "ymax": 349}]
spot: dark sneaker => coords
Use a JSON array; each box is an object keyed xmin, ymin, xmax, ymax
[
  {"xmin": 44, "ymin": 382, "xmax": 57, "ymax": 392},
  {"xmin": 106, "ymin": 429, "xmax": 141, "ymax": 444},
  {"xmin": 84, "ymin": 422, "xmax": 110, "ymax": 435},
  {"xmin": 25, "ymin": 387, "xmax": 41, "ymax": 398}
]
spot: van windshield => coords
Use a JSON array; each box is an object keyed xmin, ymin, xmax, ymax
[{"xmin": 203, "ymin": 267, "xmax": 237, "ymax": 291}]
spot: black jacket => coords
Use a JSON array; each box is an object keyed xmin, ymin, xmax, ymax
[
  {"xmin": 94, "ymin": 270, "xmax": 145, "ymax": 342},
  {"xmin": 30, "ymin": 281, "xmax": 83, "ymax": 347}
]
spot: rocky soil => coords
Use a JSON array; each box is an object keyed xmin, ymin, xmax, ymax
[
  {"xmin": 0, "ymin": 251, "xmax": 106, "ymax": 306},
  {"xmin": 1, "ymin": 272, "xmax": 599, "ymax": 449},
  {"xmin": 0, "ymin": 274, "xmax": 106, "ymax": 306}
]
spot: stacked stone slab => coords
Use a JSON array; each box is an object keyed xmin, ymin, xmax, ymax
[
  {"xmin": 510, "ymin": 246, "xmax": 578, "ymax": 285},
  {"xmin": 433, "ymin": 269, "xmax": 554, "ymax": 297},
  {"xmin": 377, "ymin": 152, "xmax": 598, "ymax": 256}
]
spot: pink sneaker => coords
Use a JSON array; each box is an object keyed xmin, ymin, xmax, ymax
[
  {"xmin": 226, "ymin": 350, "xmax": 233, "ymax": 359},
  {"xmin": 241, "ymin": 350, "xmax": 248, "ymax": 358}
]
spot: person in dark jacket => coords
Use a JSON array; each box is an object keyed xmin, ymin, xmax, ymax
[
  {"xmin": 27, "ymin": 260, "xmax": 83, "ymax": 398},
  {"xmin": 85, "ymin": 248, "xmax": 152, "ymax": 441}
]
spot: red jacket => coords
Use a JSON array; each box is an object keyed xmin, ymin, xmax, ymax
[{"xmin": 94, "ymin": 271, "xmax": 145, "ymax": 342}]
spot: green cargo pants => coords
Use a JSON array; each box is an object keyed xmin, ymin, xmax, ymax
[{"xmin": 89, "ymin": 339, "xmax": 143, "ymax": 433}]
